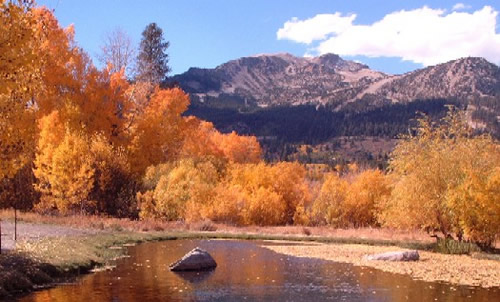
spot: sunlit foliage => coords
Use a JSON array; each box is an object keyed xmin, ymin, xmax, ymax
[
  {"xmin": 379, "ymin": 109, "xmax": 500, "ymax": 246},
  {"xmin": 0, "ymin": 0, "xmax": 41, "ymax": 179},
  {"xmin": 34, "ymin": 112, "xmax": 94, "ymax": 214}
]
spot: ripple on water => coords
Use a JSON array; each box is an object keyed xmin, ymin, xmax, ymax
[{"xmin": 18, "ymin": 239, "xmax": 500, "ymax": 302}]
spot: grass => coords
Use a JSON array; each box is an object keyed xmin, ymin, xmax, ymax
[
  {"xmin": 0, "ymin": 209, "xmax": 434, "ymax": 242},
  {"xmin": 434, "ymin": 238, "xmax": 482, "ymax": 255}
]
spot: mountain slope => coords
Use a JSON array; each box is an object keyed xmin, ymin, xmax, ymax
[
  {"xmin": 173, "ymin": 53, "xmax": 387, "ymax": 108},
  {"xmin": 176, "ymin": 53, "xmax": 500, "ymax": 164},
  {"xmin": 173, "ymin": 53, "xmax": 500, "ymax": 110}
]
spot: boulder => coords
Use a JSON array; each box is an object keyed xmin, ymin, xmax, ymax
[
  {"xmin": 169, "ymin": 247, "xmax": 217, "ymax": 271},
  {"xmin": 364, "ymin": 250, "xmax": 419, "ymax": 261}
]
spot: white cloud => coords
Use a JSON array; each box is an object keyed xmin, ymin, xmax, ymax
[
  {"xmin": 277, "ymin": 6, "xmax": 500, "ymax": 66},
  {"xmin": 452, "ymin": 3, "xmax": 471, "ymax": 11},
  {"xmin": 277, "ymin": 13, "xmax": 356, "ymax": 44}
]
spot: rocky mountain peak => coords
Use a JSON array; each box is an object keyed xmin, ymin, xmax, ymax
[{"xmin": 172, "ymin": 53, "xmax": 500, "ymax": 109}]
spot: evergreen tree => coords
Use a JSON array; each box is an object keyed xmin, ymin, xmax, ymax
[{"xmin": 136, "ymin": 22, "xmax": 170, "ymax": 84}]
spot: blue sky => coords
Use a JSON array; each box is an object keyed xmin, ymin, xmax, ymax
[{"xmin": 37, "ymin": 0, "xmax": 500, "ymax": 75}]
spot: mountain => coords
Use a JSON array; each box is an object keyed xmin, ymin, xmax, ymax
[
  {"xmin": 173, "ymin": 53, "xmax": 500, "ymax": 164},
  {"xmin": 172, "ymin": 53, "xmax": 500, "ymax": 111}
]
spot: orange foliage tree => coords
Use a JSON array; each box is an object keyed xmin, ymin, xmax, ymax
[
  {"xmin": 205, "ymin": 162, "xmax": 309, "ymax": 226},
  {"xmin": 311, "ymin": 169, "xmax": 390, "ymax": 227},
  {"xmin": 182, "ymin": 119, "xmax": 262, "ymax": 164},
  {"xmin": 127, "ymin": 88, "xmax": 190, "ymax": 175},
  {"xmin": 0, "ymin": 0, "xmax": 41, "ymax": 179}
]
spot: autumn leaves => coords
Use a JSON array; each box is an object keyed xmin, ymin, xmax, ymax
[
  {"xmin": 1, "ymin": 1, "xmax": 499, "ymax": 248},
  {"xmin": 1, "ymin": 4, "xmax": 262, "ymax": 217},
  {"xmin": 380, "ymin": 111, "xmax": 500, "ymax": 246}
]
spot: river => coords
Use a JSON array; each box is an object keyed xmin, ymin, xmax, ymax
[{"xmin": 19, "ymin": 239, "xmax": 499, "ymax": 301}]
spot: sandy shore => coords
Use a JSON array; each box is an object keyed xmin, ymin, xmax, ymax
[{"xmin": 263, "ymin": 242, "xmax": 500, "ymax": 288}]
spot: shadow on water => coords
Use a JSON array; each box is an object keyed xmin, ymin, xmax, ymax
[
  {"xmin": 173, "ymin": 270, "xmax": 215, "ymax": 284},
  {"xmin": 19, "ymin": 240, "xmax": 500, "ymax": 301}
]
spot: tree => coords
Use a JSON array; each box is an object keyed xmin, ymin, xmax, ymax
[
  {"xmin": 33, "ymin": 7, "xmax": 132, "ymax": 146},
  {"xmin": 311, "ymin": 173, "xmax": 349, "ymax": 226},
  {"xmin": 0, "ymin": 0, "xmax": 41, "ymax": 179},
  {"xmin": 33, "ymin": 112, "xmax": 94, "ymax": 214},
  {"xmin": 345, "ymin": 169, "xmax": 390, "ymax": 227},
  {"xmin": 379, "ymin": 109, "xmax": 500, "ymax": 246},
  {"xmin": 138, "ymin": 159, "xmax": 220, "ymax": 221},
  {"xmin": 136, "ymin": 22, "xmax": 170, "ymax": 84},
  {"xmin": 127, "ymin": 87, "xmax": 189, "ymax": 175},
  {"xmin": 215, "ymin": 162, "xmax": 309, "ymax": 226},
  {"xmin": 98, "ymin": 27, "xmax": 135, "ymax": 77},
  {"xmin": 0, "ymin": 0, "xmax": 43, "ymax": 252}
]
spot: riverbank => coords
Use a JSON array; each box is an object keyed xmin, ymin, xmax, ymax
[
  {"xmin": 0, "ymin": 210, "xmax": 498, "ymax": 298},
  {"xmin": 263, "ymin": 242, "xmax": 500, "ymax": 288},
  {"xmin": 0, "ymin": 221, "xmax": 432, "ymax": 299}
]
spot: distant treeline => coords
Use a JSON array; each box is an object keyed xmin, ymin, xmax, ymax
[{"xmin": 186, "ymin": 99, "xmax": 458, "ymax": 144}]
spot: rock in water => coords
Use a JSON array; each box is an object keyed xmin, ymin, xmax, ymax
[
  {"xmin": 364, "ymin": 250, "xmax": 419, "ymax": 261},
  {"xmin": 169, "ymin": 247, "xmax": 217, "ymax": 271}
]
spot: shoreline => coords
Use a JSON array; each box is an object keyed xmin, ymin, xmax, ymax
[
  {"xmin": 0, "ymin": 227, "xmax": 431, "ymax": 300},
  {"xmin": 0, "ymin": 214, "xmax": 498, "ymax": 299},
  {"xmin": 263, "ymin": 242, "xmax": 500, "ymax": 288}
]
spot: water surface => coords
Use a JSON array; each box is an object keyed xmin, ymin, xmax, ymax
[{"xmin": 20, "ymin": 240, "xmax": 499, "ymax": 301}]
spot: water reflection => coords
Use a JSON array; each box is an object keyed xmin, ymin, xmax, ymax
[
  {"xmin": 173, "ymin": 270, "xmax": 215, "ymax": 284},
  {"xmin": 20, "ymin": 240, "xmax": 500, "ymax": 301}
]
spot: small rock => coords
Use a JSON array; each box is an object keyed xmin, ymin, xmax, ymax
[
  {"xmin": 364, "ymin": 250, "xmax": 419, "ymax": 261},
  {"xmin": 169, "ymin": 247, "xmax": 217, "ymax": 271}
]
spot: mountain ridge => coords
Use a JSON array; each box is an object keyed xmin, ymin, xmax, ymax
[{"xmin": 172, "ymin": 53, "xmax": 500, "ymax": 111}]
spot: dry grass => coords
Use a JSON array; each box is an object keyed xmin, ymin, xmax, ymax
[
  {"xmin": 211, "ymin": 224, "xmax": 434, "ymax": 243},
  {"xmin": 0, "ymin": 209, "xmax": 434, "ymax": 244},
  {"xmin": 264, "ymin": 242, "xmax": 500, "ymax": 288},
  {"xmin": 0, "ymin": 209, "xmax": 186, "ymax": 233}
]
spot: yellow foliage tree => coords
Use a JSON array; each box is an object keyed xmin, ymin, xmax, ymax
[
  {"xmin": 204, "ymin": 184, "xmax": 245, "ymax": 225},
  {"xmin": 311, "ymin": 169, "xmax": 390, "ymax": 227},
  {"xmin": 447, "ymin": 167, "xmax": 500, "ymax": 245},
  {"xmin": 242, "ymin": 187, "xmax": 286, "ymax": 226},
  {"xmin": 34, "ymin": 112, "xmax": 94, "ymax": 214},
  {"xmin": 139, "ymin": 159, "xmax": 220, "ymax": 221},
  {"xmin": 311, "ymin": 173, "xmax": 349, "ymax": 226},
  {"xmin": 89, "ymin": 133, "xmax": 136, "ymax": 217},
  {"xmin": 380, "ymin": 109, "xmax": 500, "ymax": 245},
  {"xmin": 346, "ymin": 169, "xmax": 390, "ymax": 227}
]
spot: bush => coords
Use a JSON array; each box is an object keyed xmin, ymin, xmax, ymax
[{"xmin": 434, "ymin": 238, "xmax": 481, "ymax": 255}]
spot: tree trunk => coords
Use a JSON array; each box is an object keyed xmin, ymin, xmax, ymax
[
  {"xmin": 14, "ymin": 206, "xmax": 17, "ymax": 241},
  {"xmin": 0, "ymin": 218, "xmax": 2, "ymax": 254}
]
